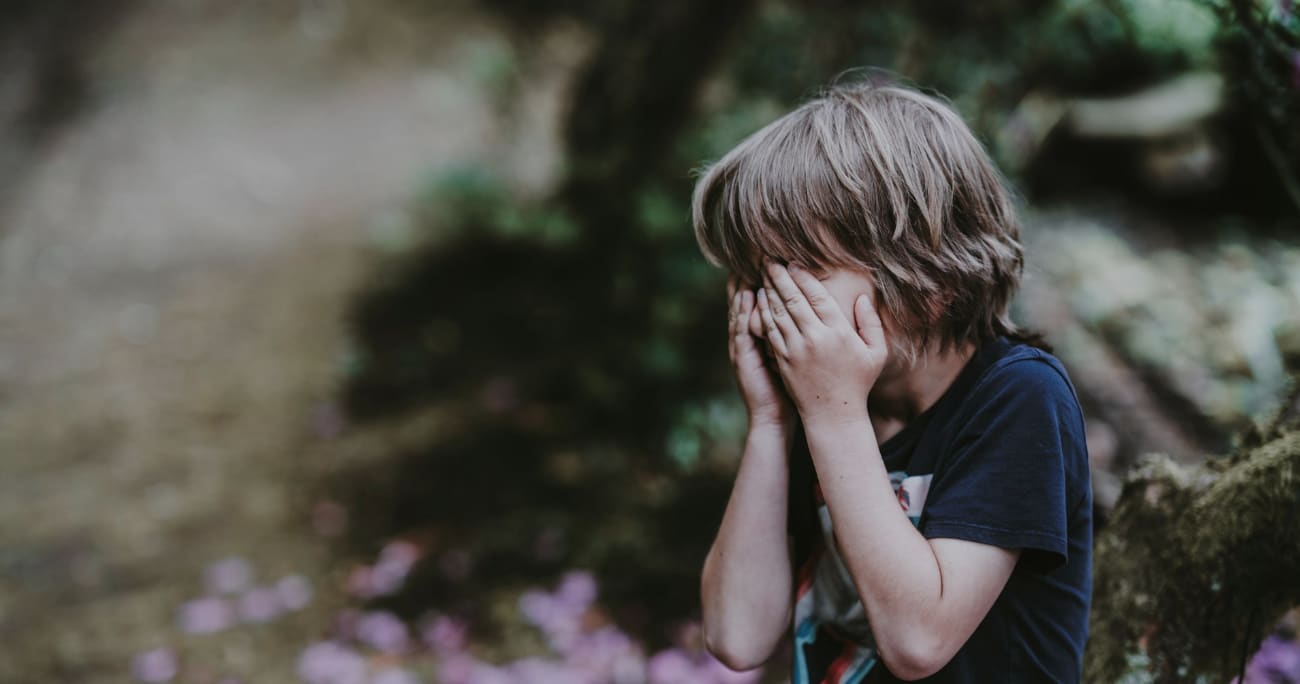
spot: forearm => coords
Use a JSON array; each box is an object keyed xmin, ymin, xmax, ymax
[
  {"xmin": 801, "ymin": 413, "xmax": 947, "ymax": 672},
  {"xmin": 700, "ymin": 425, "xmax": 795, "ymax": 670}
]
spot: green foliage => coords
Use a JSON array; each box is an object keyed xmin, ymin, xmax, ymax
[
  {"xmin": 1122, "ymin": 0, "xmax": 1219, "ymax": 57},
  {"xmin": 1204, "ymin": 0, "xmax": 1300, "ymax": 212},
  {"xmin": 414, "ymin": 165, "xmax": 579, "ymax": 246},
  {"xmin": 724, "ymin": 0, "xmax": 1221, "ymax": 124}
]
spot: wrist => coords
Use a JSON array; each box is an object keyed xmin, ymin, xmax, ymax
[
  {"xmin": 746, "ymin": 419, "xmax": 795, "ymax": 448},
  {"xmin": 746, "ymin": 405, "xmax": 792, "ymax": 430},
  {"xmin": 800, "ymin": 403, "xmax": 871, "ymax": 433}
]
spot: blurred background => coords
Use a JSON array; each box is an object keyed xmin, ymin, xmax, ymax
[{"xmin": 0, "ymin": 0, "xmax": 1297, "ymax": 682}]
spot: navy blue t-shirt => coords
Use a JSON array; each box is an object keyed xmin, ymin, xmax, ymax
[{"xmin": 788, "ymin": 335, "xmax": 1093, "ymax": 683}]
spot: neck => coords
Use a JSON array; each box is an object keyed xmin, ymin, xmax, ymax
[{"xmin": 868, "ymin": 340, "xmax": 978, "ymax": 422}]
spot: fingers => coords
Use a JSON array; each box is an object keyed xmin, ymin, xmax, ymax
[
  {"xmin": 854, "ymin": 291, "xmax": 888, "ymax": 350},
  {"xmin": 786, "ymin": 263, "xmax": 846, "ymax": 325},
  {"xmin": 760, "ymin": 276, "xmax": 802, "ymax": 349},
  {"xmin": 730, "ymin": 290, "xmax": 753, "ymax": 354},
  {"xmin": 731, "ymin": 290, "xmax": 758, "ymax": 353},
  {"xmin": 757, "ymin": 288, "xmax": 789, "ymax": 358},
  {"xmin": 762, "ymin": 262, "xmax": 819, "ymax": 335}
]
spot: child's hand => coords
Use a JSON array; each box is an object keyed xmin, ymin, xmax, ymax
[
  {"xmin": 756, "ymin": 261, "xmax": 888, "ymax": 424},
  {"xmin": 727, "ymin": 274, "xmax": 796, "ymax": 434}
]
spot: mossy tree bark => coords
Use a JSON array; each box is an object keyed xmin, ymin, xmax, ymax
[{"xmin": 1087, "ymin": 384, "xmax": 1300, "ymax": 682}]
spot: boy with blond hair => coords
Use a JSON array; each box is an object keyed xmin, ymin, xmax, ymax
[{"xmin": 693, "ymin": 80, "xmax": 1092, "ymax": 683}]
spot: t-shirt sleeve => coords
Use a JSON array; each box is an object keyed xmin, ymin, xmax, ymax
[{"xmin": 919, "ymin": 356, "xmax": 1087, "ymax": 573}]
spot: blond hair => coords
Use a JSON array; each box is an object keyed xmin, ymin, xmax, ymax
[{"xmin": 691, "ymin": 80, "xmax": 1031, "ymax": 364}]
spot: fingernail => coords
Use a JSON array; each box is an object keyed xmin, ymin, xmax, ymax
[{"xmin": 789, "ymin": 262, "xmax": 803, "ymax": 272}]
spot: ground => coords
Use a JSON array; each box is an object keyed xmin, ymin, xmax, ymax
[{"xmin": 0, "ymin": 2, "xmax": 585, "ymax": 680}]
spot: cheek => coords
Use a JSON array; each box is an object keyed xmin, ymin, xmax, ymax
[{"xmin": 822, "ymin": 293, "xmax": 852, "ymax": 321}]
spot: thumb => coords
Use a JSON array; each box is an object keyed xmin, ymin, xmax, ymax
[{"xmin": 854, "ymin": 293, "xmax": 887, "ymax": 349}]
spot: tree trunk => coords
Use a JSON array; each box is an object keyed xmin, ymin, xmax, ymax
[
  {"xmin": 1086, "ymin": 383, "xmax": 1300, "ymax": 682},
  {"xmin": 559, "ymin": 0, "xmax": 757, "ymax": 250}
]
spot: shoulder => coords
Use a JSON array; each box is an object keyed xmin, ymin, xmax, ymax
[
  {"xmin": 938, "ymin": 342, "xmax": 1089, "ymax": 464},
  {"xmin": 967, "ymin": 343, "xmax": 1083, "ymax": 421}
]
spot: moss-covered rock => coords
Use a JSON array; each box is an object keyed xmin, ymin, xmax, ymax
[{"xmin": 1087, "ymin": 383, "xmax": 1300, "ymax": 682}]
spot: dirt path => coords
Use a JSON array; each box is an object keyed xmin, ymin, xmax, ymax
[{"xmin": 0, "ymin": 4, "xmax": 583, "ymax": 681}]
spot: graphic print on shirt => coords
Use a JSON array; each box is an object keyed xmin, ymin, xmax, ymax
[{"xmin": 791, "ymin": 471, "xmax": 933, "ymax": 684}]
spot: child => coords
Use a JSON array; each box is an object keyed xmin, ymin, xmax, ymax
[{"xmin": 692, "ymin": 80, "xmax": 1092, "ymax": 683}]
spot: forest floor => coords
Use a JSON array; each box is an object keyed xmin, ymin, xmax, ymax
[
  {"xmin": 3, "ymin": 3, "xmax": 1295, "ymax": 683},
  {"xmin": 0, "ymin": 2, "xmax": 587, "ymax": 681}
]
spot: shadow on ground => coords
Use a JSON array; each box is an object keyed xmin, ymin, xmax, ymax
[{"xmin": 329, "ymin": 230, "xmax": 739, "ymax": 651}]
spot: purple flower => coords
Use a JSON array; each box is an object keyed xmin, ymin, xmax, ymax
[
  {"xmin": 177, "ymin": 597, "xmax": 235, "ymax": 634},
  {"xmin": 508, "ymin": 657, "xmax": 597, "ymax": 684},
  {"xmin": 465, "ymin": 663, "xmax": 515, "ymax": 684},
  {"xmin": 276, "ymin": 574, "xmax": 314, "ymax": 611},
  {"xmin": 518, "ymin": 590, "xmax": 559, "ymax": 628},
  {"xmin": 421, "ymin": 613, "xmax": 469, "ymax": 655},
  {"xmin": 646, "ymin": 649, "xmax": 697, "ymax": 684},
  {"xmin": 346, "ymin": 565, "xmax": 376, "ymax": 599},
  {"xmin": 297, "ymin": 641, "xmax": 368, "ymax": 684},
  {"xmin": 379, "ymin": 541, "xmax": 421, "ymax": 569},
  {"xmin": 369, "ymin": 541, "xmax": 421, "ymax": 596},
  {"xmin": 333, "ymin": 608, "xmax": 363, "ymax": 641},
  {"xmin": 609, "ymin": 650, "xmax": 649, "ymax": 684},
  {"xmin": 437, "ymin": 655, "xmax": 511, "ymax": 684},
  {"xmin": 555, "ymin": 570, "xmax": 598, "ymax": 609},
  {"xmin": 700, "ymin": 651, "xmax": 763, "ymax": 684},
  {"xmin": 355, "ymin": 611, "xmax": 410, "ymax": 654},
  {"xmin": 518, "ymin": 585, "xmax": 584, "ymax": 654},
  {"xmin": 369, "ymin": 667, "xmax": 422, "ymax": 684},
  {"xmin": 436, "ymin": 654, "xmax": 480, "ymax": 684},
  {"xmin": 565, "ymin": 626, "xmax": 642, "ymax": 679},
  {"xmin": 131, "ymin": 648, "xmax": 178, "ymax": 683},
  {"xmin": 205, "ymin": 557, "xmax": 253, "ymax": 595},
  {"xmin": 237, "ymin": 586, "xmax": 284, "ymax": 623},
  {"xmin": 1245, "ymin": 634, "xmax": 1300, "ymax": 682}
]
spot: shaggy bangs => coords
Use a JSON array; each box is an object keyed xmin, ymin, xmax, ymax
[
  {"xmin": 690, "ymin": 104, "xmax": 866, "ymax": 288},
  {"xmin": 690, "ymin": 80, "xmax": 1029, "ymax": 365}
]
